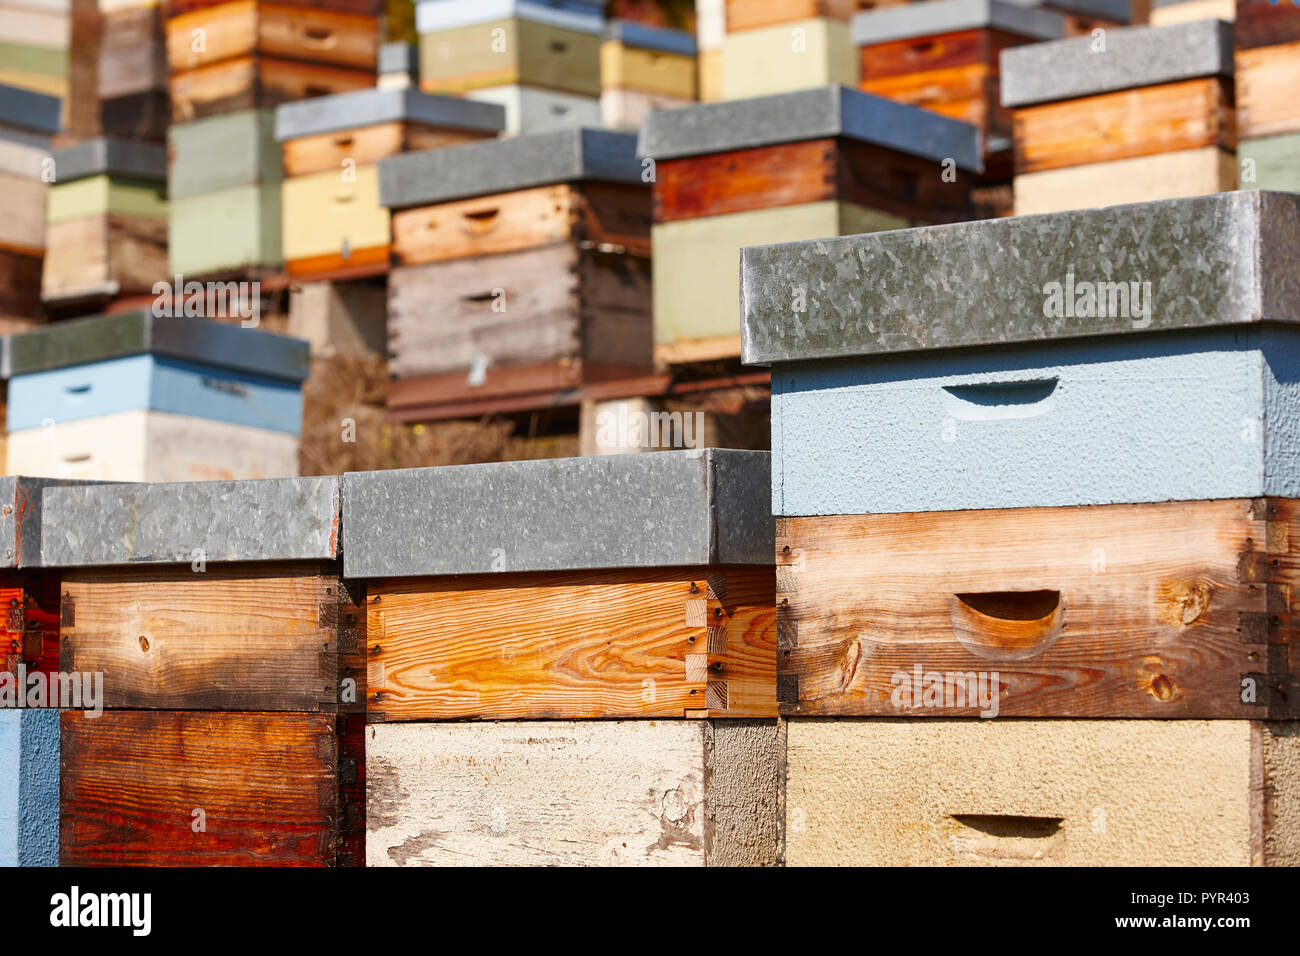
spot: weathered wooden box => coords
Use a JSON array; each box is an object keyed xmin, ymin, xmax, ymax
[
  {"xmin": 379, "ymin": 127, "xmax": 652, "ymax": 417},
  {"xmin": 168, "ymin": 53, "xmax": 375, "ymax": 124},
  {"xmin": 68, "ymin": 0, "xmax": 169, "ymax": 142},
  {"xmin": 776, "ymin": 499, "xmax": 1300, "ymax": 720},
  {"xmin": 721, "ymin": 16, "xmax": 858, "ymax": 99},
  {"xmin": 600, "ymin": 20, "xmax": 696, "ymax": 130},
  {"xmin": 169, "ymin": 182, "xmax": 282, "ymax": 277},
  {"xmin": 368, "ymin": 719, "xmax": 782, "ymax": 866},
  {"xmin": 1235, "ymin": 0, "xmax": 1300, "ymax": 49},
  {"xmin": 165, "ymin": 0, "xmax": 381, "ymax": 73},
  {"xmin": 344, "ymin": 449, "xmax": 776, "ymax": 720},
  {"xmin": 854, "ymin": 0, "xmax": 1064, "ymax": 180},
  {"xmin": 415, "ymin": 0, "xmax": 603, "ymax": 98},
  {"xmin": 1237, "ymin": 39, "xmax": 1300, "ymax": 141},
  {"xmin": 5, "ymin": 312, "xmax": 308, "ymax": 480},
  {"xmin": 640, "ymin": 85, "xmax": 978, "ymax": 367},
  {"xmin": 785, "ymin": 719, "xmax": 1300, "ymax": 865},
  {"xmin": 276, "ymin": 88, "xmax": 503, "ymax": 280},
  {"xmin": 60, "ymin": 709, "xmax": 364, "ymax": 865},
  {"xmin": 0, "ymin": 84, "xmax": 57, "ymax": 322},
  {"xmin": 740, "ymin": 191, "xmax": 1300, "ymax": 514},
  {"xmin": 1002, "ymin": 19, "xmax": 1237, "ymax": 214},
  {"xmin": 42, "ymin": 138, "xmax": 167, "ymax": 307}
]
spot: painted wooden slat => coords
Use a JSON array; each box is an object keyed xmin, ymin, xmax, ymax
[
  {"xmin": 169, "ymin": 56, "xmax": 374, "ymax": 124},
  {"xmin": 418, "ymin": 18, "xmax": 602, "ymax": 97},
  {"xmin": 463, "ymin": 83, "xmax": 600, "ymax": 134},
  {"xmin": 599, "ymin": 40, "xmax": 696, "ymax": 98},
  {"xmin": 281, "ymin": 162, "xmax": 388, "ymax": 262},
  {"xmin": 1237, "ymin": 40, "xmax": 1300, "ymax": 141},
  {"xmin": 168, "ymin": 182, "xmax": 281, "ymax": 276},
  {"xmin": 720, "ymin": 18, "xmax": 858, "ymax": 99},
  {"xmin": 1239, "ymin": 133, "xmax": 1300, "ymax": 192},
  {"xmin": 166, "ymin": 0, "xmax": 380, "ymax": 72}
]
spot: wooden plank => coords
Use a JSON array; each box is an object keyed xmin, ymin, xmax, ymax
[
  {"xmin": 367, "ymin": 721, "xmax": 707, "ymax": 866},
  {"xmin": 775, "ymin": 499, "xmax": 1300, "ymax": 719},
  {"xmin": 1237, "ymin": 40, "xmax": 1300, "ymax": 140},
  {"xmin": 0, "ymin": 171, "xmax": 45, "ymax": 250},
  {"xmin": 285, "ymin": 243, "xmax": 389, "ymax": 281},
  {"xmin": 599, "ymin": 41, "xmax": 697, "ymax": 98},
  {"xmin": 367, "ymin": 564, "xmax": 774, "ymax": 720},
  {"xmin": 1014, "ymin": 76, "xmax": 1235, "ymax": 174},
  {"xmin": 168, "ymin": 0, "xmax": 382, "ymax": 14},
  {"xmin": 60, "ymin": 710, "xmax": 363, "ymax": 866},
  {"xmin": 392, "ymin": 182, "xmax": 652, "ymax": 266},
  {"xmin": 281, "ymin": 120, "xmax": 490, "ymax": 178},
  {"xmin": 41, "ymin": 213, "xmax": 166, "ymax": 300},
  {"xmin": 59, "ymin": 562, "xmax": 364, "ymax": 712},
  {"xmin": 725, "ymin": 0, "xmax": 870, "ymax": 32},
  {"xmin": 0, "ymin": 245, "xmax": 43, "ymax": 320},
  {"xmin": 1235, "ymin": 0, "xmax": 1300, "ymax": 49},
  {"xmin": 859, "ymin": 26, "xmax": 1028, "ymax": 79},
  {"xmin": 169, "ymin": 55, "xmax": 374, "ymax": 124},
  {"xmin": 654, "ymin": 137, "xmax": 970, "ymax": 224},
  {"xmin": 863, "ymin": 63, "xmax": 1004, "ymax": 141},
  {"xmin": 418, "ymin": 18, "xmax": 602, "ymax": 97},
  {"xmin": 166, "ymin": 0, "xmax": 379, "ymax": 72}
]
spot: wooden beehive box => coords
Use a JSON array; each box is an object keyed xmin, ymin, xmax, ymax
[
  {"xmin": 600, "ymin": 20, "xmax": 697, "ymax": 130},
  {"xmin": 785, "ymin": 719, "xmax": 1300, "ymax": 865},
  {"xmin": 275, "ymin": 89, "xmax": 504, "ymax": 281},
  {"xmin": 378, "ymin": 127, "xmax": 653, "ymax": 419},
  {"xmin": 42, "ymin": 138, "xmax": 167, "ymax": 311},
  {"xmin": 415, "ymin": 0, "xmax": 604, "ymax": 98},
  {"xmin": 1002, "ymin": 18, "xmax": 1236, "ymax": 215},
  {"xmin": 853, "ymin": 0, "xmax": 1065, "ymax": 192},
  {"xmin": 639, "ymin": 85, "xmax": 977, "ymax": 368},
  {"xmin": 1236, "ymin": 0, "xmax": 1300, "ymax": 49},
  {"xmin": 0, "ymin": 84, "xmax": 58, "ymax": 324},
  {"xmin": 42, "ymin": 477, "xmax": 364, "ymax": 865},
  {"xmin": 5, "ymin": 311, "xmax": 309, "ymax": 481},
  {"xmin": 1235, "ymin": 0, "xmax": 1300, "ymax": 188},
  {"xmin": 742, "ymin": 191, "xmax": 1300, "ymax": 512},
  {"xmin": 344, "ymin": 449, "xmax": 777, "ymax": 720},
  {"xmin": 68, "ymin": 0, "xmax": 169, "ymax": 143},
  {"xmin": 720, "ymin": 13, "xmax": 859, "ymax": 99}
]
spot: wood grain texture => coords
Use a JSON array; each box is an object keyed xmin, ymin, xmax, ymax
[
  {"xmin": 860, "ymin": 26, "xmax": 1028, "ymax": 79},
  {"xmin": 724, "ymin": 0, "xmax": 871, "ymax": 31},
  {"xmin": 60, "ymin": 709, "xmax": 364, "ymax": 866},
  {"xmin": 281, "ymin": 121, "xmax": 490, "ymax": 178},
  {"xmin": 1014, "ymin": 77, "xmax": 1236, "ymax": 174},
  {"xmin": 864, "ymin": 63, "xmax": 1005, "ymax": 142},
  {"xmin": 60, "ymin": 563, "xmax": 364, "ymax": 713},
  {"xmin": 0, "ymin": 246, "xmax": 43, "ymax": 320},
  {"xmin": 1235, "ymin": 0, "xmax": 1300, "ymax": 49},
  {"xmin": 1237, "ymin": 41, "xmax": 1300, "ymax": 140},
  {"xmin": 654, "ymin": 137, "xmax": 970, "ymax": 224},
  {"xmin": 41, "ymin": 213, "xmax": 167, "ymax": 300},
  {"xmin": 392, "ymin": 182, "xmax": 652, "ymax": 266},
  {"xmin": 169, "ymin": 56, "xmax": 375, "ymax": 123},
  {"xmin": 367, "ymin": 721, "xmax": 707, "ymax": 866},
  {"xmin": 367, "ymin": 564, "xmax": 775, "ymax": 720},
  {"xmin": 166, "ymin": 0, "xmax": 380, "ymax": 72},
  {"xmin": 775, "ymin": 499, "xmax": 1300, "ymax": 719},
  {"xmin": 387, "ymin": 242, "xmax": 652, "ymax": 384}
]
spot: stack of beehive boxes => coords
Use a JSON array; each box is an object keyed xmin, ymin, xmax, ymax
[
  {"xmin": 165, "ymin": 0, "xmax": 382, "ymax": 282},
  {"xmin": 0, "ymin": 0, "xmax": 69, "ymax": 108},
  {"xmin": 350, "ymin": 449, "xmax": 781, "ymax": 865},
  {"xmin": 0, "ymin": 477, "xmax": 77, "ymax": 868},
  {"xmin": 639, "ymin": 85, "xmax": 978, "ymax": 371},
  {"xmin": 742, "ymin": 190, "xmax": 1300, "ymax": 865},
  {"xmin": 718, "ymin": 0, "xmax": 864, "ymax": 100},
  {"xmin": 1002, "ymin": 17, "xmax": 1236, "ymax": 215},
  {"xmin": 852, "ymin": 0, "xmax": 1066, "ymax": 218},
  {"xmin": 1235, "ymin": 0, "xmax": 1300, "ymax": 193},
  {"xmin": 44, "ymin": 478, "xmax": 365, "ymax": 865},
  {"xmin": 4, "ymin": 311, "xmax": 308, "ymax": 481},
  {"xmin": 41, "ymin": 137, "xmax": 167, "ymax": 316},
  {"xmin": 378, "ymin": 127, "xmax": 652, "ymax": 420},
  {"xmin": 600, "ymin": 20, "xmax": 697, "ymax": 130},
  {"xmin": 416, "ymin": 0, "xmax": 605, "ymax": 135},
  {"xmin": 67, "ymin": 0, "xmax": 168, "ymax": 144},
  {"xmin": 0, "ymin": 85, "xmax": 58, "ymax": 332}
]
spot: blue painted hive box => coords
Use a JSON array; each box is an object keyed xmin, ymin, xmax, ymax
[{"xmin": 740, "ymin": 190, "xmax": 1300, "ymax": 515}]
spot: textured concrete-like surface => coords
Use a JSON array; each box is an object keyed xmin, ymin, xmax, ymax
[
  {"xmin": 1260, "ymin": 723, "xmax": 1300, "ymax": 867},
  {"xmin": 51, "ymin": 136, "xmax": 167, "ymax": 184},
  {"xmin": 852, "ymin": 0, "xmax": 1064, "ymax": 46},
  {"xmin": 741, "ymin": 191, "xmax": 1300, "ymax": 364},
  {"xmin": 275, "ymin": 88, "xmax": 504, "ymax": 141},
  {"xmin": 0, "ymin": 710, "xmax": 59, "ymax": 867},
  {"xmin": 367, "ymin": 721, "xmax": 708, "ymax": 866},
  {"xmin": 705, "ymin": 720, "xmax": 783, "ymax": 867},
  {"xmin": 379, "ymin": 127, "xmax": 641, "ymax": 208},
  {"xmin": 1000, "ymin": 18, "xmax": 1233, "ymax": 108},
  {"xmin": 5, "ymin": 310, "xmax": 310, "ymax": 382},
  {"xmin": 40, "ymin": 476, "xmax": 339, "ymax": 566},
  {"xmin": 784, "ymin": 719, "xmax": 1293, "ymax": 866},
  {"xmin": 342, "ymin": 449, "xmax": 772, "ymax": 578},
  {"xmin": 771, "ymin": 326, "xmax": 1300, "ymax": 515},
  {"xmin": 638, "ymin": 83, "xmax": 981, "ymax": 170}
]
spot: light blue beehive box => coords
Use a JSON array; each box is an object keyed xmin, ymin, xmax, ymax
[{"xmin": 740, "ymin": 191, "xmax": 1300, "ymax": 516}]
